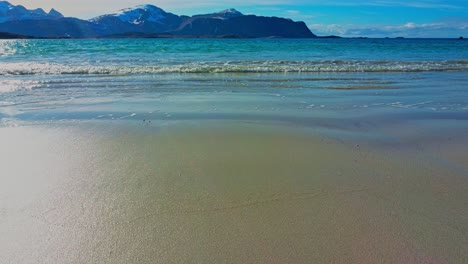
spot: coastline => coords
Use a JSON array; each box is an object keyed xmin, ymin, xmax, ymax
[
  {"xmin": 1, "ymin": 32, "xmax": 465, "ymax": 39},
  {"xmin": 1, "ymin": 37, "xmax": 467, "ymax": 263}
]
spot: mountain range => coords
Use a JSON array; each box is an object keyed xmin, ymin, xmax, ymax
[{"xmin": 0, "ymin": 2, "xmax": 316, "ymax": 38}]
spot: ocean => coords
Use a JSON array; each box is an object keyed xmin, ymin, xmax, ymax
[
  {"xmin": 1, "ymin": 38, "xmax": 467, "ymax": 263},
  {"xmin": 1, "ymin": 38, "xmax": 467, "ymax": 125}
]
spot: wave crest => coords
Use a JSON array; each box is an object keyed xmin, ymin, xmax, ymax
[{"xmin": 1, "ymin": 60, "xmax": 468, "ymax": 75}]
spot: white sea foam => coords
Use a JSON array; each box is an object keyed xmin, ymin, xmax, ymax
[
  {"xmin": 0, "ymin": 118, "xmax": 21, "ymax": 127},
  {"xmin": 1, "ymin": 60, "xmax": 468, "ymax": 76},
  {"xmin": 0, "ymin": 40, "xmax": 18, "ymax": 57},
  {"xmin": 0, "ymin": 79, "xmax": 40, "ymax": 93}
]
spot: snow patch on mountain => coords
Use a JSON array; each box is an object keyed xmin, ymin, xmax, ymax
[
  {"xmin": 216, "ymin": 8, "xmax": 243, "ymax": 18},
  {"xmin": 194, "ymin": 8, "xmax": 244, "ymax": 20}
]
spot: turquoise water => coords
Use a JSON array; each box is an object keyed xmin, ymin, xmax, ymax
[
  {"xmin": 0, "ymin": 38, "xmax": 467, "ymax": 126},
  {"xmin": 2, "ymin": 38, "xmax": 468, "ymax": 73}
]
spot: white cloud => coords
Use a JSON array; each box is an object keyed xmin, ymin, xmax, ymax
[
  {"xmin": 403, "ymin": 22, "xmax": 417, "ymax": 28},
  {"xmin": 287, "ymin": 10, "xmax": 300, "ymax": 15},
  {"xmin": 310, "ymin": 20, "xmax": 468, "ymax": 38},
  {"xmin": 309, "ymin": 24, "xmax": 347, "ymax": 36}
]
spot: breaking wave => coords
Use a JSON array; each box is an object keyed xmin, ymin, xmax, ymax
[{"xmin": 1, "ymin": 60, "xmax": 468, "ymax": 75}]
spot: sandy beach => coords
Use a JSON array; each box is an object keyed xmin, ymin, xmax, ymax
[
  {"xmin": 1, "ymin": 120, "xmax": 467, "ymax": 263},
  {"xmin": 1, "ymin": 37, "xmax": 468, "ymax": 263}
]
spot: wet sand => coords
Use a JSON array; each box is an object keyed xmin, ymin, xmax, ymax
[{"xmin": 0, "ymin": 121, "xmax": 467, "ymax": 263}]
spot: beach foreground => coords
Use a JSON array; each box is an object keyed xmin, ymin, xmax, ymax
[
  {"xmin": 1, "ymin": 38, "xmax": 468, "ymax": 263},
  {"xmin": 1, "ymin": 120, "xmax": 467, "ymax": 263}
]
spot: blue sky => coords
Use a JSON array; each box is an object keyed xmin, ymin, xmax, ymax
[{"xmin": 8, "ymin": 0, "xmax": 468, "ymax": 37}]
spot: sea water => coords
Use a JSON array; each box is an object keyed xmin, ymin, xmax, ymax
[{"xmin": 0, "ymin": 38, "xmax": 467, "ymax": 126}]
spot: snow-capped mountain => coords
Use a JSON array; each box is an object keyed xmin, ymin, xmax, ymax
[
  {"xmin": 89, "ymin": 4, "xmax": 184, "ymax": 34},
  {"xmin": 216, "ymin": 8, "xmax": 243, "ymax": 18},
  {"xmin": 0, "ymin": 1, "xmax": 63, "ymax": 23},
  {"xmin": 218, "ymin": 8, "xmax": 243, "ymax": 16},
  {"xmin": 194, "ymin": 8, "xmax": 244, "ymax": 19},
  {"xmin": 91, "ymin": 5, "xmax": 168, "ymax": 25},
  {"xmin": 0, "ymin": 2, "xmax": 316, "ymax": 38}
]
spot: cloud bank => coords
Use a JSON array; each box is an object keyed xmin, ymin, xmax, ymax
[{"xmin": 310, "ymin": 18, "xmax": 468, "ymax": 38}]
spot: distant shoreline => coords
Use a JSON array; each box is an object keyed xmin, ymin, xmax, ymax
[{"xmin": 0, "ymin": 32, "xmax": 464, "ymax": 40}]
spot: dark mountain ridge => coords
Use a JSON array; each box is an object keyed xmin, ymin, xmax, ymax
[{"xmin": 0, "ymin": 2, "xmax": 316, "ymax": 38}]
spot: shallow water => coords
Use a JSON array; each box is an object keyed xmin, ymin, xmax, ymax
[{"xmin": 1, "ymin": 39, "xmax": 467, "ymax": 125}]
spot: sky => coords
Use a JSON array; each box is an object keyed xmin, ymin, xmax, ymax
[{"xmin": 7, "ymin": 0, "xmax": 468, "ymax": 37}]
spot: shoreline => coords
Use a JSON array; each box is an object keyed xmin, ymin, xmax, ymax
[
  {"xmin": 0, "ymin": 32, "xmax": 464, "ymax": 40},
  {"xmin": 1, "ymin": 37, "xmax": 467, "ymax": 263}
]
